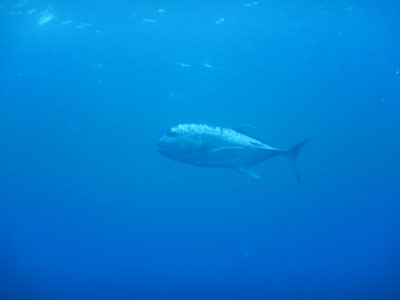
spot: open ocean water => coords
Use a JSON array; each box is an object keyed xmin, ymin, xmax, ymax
[{"xmin": 1, "ymin": 1, "xmax": 399, "ymax": 299}]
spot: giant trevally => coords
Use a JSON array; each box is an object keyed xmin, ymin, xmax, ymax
[{"xmin": 156, "ymin": 124, "xmax": 309, "ymax": 180}]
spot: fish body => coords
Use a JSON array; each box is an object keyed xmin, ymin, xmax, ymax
[{"xmin": 157, "ymin": 124, "xmax": 309, "ymax": 180}]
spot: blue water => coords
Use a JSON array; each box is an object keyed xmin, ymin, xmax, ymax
[{"xmin": 1, "ymin": 1, "xmax": 399, "ymax": 299}]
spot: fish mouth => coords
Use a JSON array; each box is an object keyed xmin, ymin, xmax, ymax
[
  {"xmin": 156, "ymin": 139, "xmax": 167, "ymax": 153},
  {"xmin": 156, "ymin": 138, "xmax": 177, "ymax": 156},
  {"xmin": 155, "ymin": 141, "xmax": 163, "ymax": 152}
]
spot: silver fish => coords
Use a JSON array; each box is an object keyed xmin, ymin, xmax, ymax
[{"xmin": 157, "ymin": 124, "xmax": 309, "ymax": 180}]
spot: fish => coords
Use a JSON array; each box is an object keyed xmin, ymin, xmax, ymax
[{"xmin": 157, "ymin": 124, "xmax": 310, "ymax": 181}]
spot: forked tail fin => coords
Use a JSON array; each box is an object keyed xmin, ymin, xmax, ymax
[{"xmin": 286, "ymin": 139, "xmax": 310, "ymax": 182}]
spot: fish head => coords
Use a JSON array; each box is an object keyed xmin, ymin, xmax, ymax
[{"xmin": 156, "ymin": 128, "xmax": 198, "ymax": 161}]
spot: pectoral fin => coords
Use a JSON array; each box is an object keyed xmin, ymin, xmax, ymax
[
  {"xmin": 209, "ymin": 146, "xmax": 244, "ymax": 154},
  {"xmin": 237, "ymin": 167, "xmax": 261, "ymax": 179}
]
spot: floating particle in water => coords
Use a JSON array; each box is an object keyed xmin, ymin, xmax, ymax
[
  {"xmin": 169, "ymin": 92, "xmax": 185, "ymax": 100},
  {"xmin": 59, "ymin": 20, "xmax": 73, "ymax": 26},
  {"xmin": 76, "ymin": 22, "xmax": 91, "ymax": 30},
  {"xmin": 143, "ymin": 18, "xmax": 156, "ymax": 23},
  {"xmin": 215, "ymin": 17, "xmax": 225, "ymax": 25},
  {"xmin": 201, "ymin": 63, "xmax": 213, "ymax": 68},
  {"xmin": 13, "ymin": 2, "xmax": 27, "ymax": 10},
  {"xmin": 37, "ymin": 11, "xmax": 55, "ymax": 26},
  {"xmin": 157, "ymin": 8, "xmax": 165, "ymax": 13},
  {"xmin": 179, "ymin": 62, "xmax": 191, "ymax": 68},
  {"xmin": 200, "ymin": 63, "xmax": 221, "ymax": 70},
  {"xmin": 395, "ymin": 70, "xmax": 399, "ymax": 75},
  {"xmin": 27, "ymin": 9, "xmax": 37, "ymax": 14},
  {"xmin": 244, "ymin": 1, "xmax": 259, "ymax": 7}
]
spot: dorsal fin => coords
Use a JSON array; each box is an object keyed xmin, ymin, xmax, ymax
[
  {"xmin": 234, "ymin": 125, "xmax": 255, "ymax": 136},
  {"xmin": 234, "ymin": 125, "xmax": 267, "ymax": 144}
]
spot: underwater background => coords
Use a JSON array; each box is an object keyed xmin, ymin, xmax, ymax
[{"xmin": 1, "ymin": 1, "xmax": 399, "ymax": 299}]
